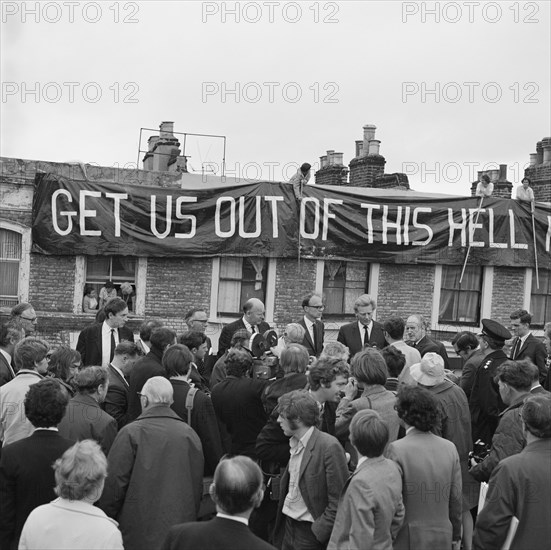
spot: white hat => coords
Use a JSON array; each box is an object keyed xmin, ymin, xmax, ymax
[{"xmin": 409, "ymin": 353, "xmax": 445, "ymax": 386}]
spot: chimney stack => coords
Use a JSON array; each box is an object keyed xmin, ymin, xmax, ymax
[{"xmin": 362, "ymin": 125, "xmax": 377, "ymax": 157}]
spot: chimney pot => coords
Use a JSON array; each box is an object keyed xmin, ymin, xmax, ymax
[
  {"xmin": 355, "ymin": 140, "xmax": 363, "ymax": 157},
  {"xmin": 320, "ymin": 155, "xmax": 327, "ymax": 168},
  {"xmin": 160, "ymin": 121, "xmax": 174, "ymax": 138},
  {"xmin": 362, "ymin": 124, "xmax": 376, "ymax": 157},
  {"xmin": 327, "ymin": 150, "xmax": 335, "ymax": 165},
  {"xmin": 529, "ymin": 153, "xmax": 538, "ymax": 167},
  {"xmin": 499, "ymin": 164, "xmax": 507, "ymax": 181},
  {"xmin": 536, "ymin": 141, "xmax": 543, "ymax": 164},
  {"xmin": 333, "ymin": 152, "xmax": 344, "ymax": 165},
  {"xmin": 368, "ymin": 140, "xmax": 381, "ymax": 156},
  {"xmin": 542, "ymin": 137, "xmax": 551, "ymax": 163}
]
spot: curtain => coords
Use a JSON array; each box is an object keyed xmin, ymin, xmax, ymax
[{"xmin": 248, "ymin": 258, "xmax": 265, "ymax": 291}]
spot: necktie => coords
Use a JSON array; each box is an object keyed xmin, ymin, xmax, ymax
[
  {"xmin": 110, "ymin": 329, "xmax": 116, "ymax": 363},
  {"xmin": 251, "ymin": 325, "xmax": 257, "ymax": 334},
  {"xmin": 511, "ymin": 338, "xmax": 520, "ymax": 360},
  {"xmin": 313, "ymin": 324, "xmax": 318, "ymax": 352},
  {"xmin": 363, "ymin": 324, "xmax": 369, "ymax": 346}
]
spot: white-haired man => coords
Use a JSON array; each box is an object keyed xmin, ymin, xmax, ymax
[{"xmin": 99, "ymin": 377, "xmax": 204, "ymax": 550}]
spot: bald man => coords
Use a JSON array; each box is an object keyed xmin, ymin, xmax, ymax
[
  {"xmin": 99, "ymin": 377, "xmax": 204, "ymax": 550},
  {"xmin": 217, "ymin": 299, "xmax": 271, "ymax": 358}
]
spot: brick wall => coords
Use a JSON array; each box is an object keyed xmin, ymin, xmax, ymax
[
  {"xmin": 29, "ymin": 254, "xmax": 76, "ymax": 312},
  {"xmin": 376, "ymin": 264, "xmax": 435, "ymax": 325},
  {"xmin": 524, "ymin": 163, "xmax": 551, "ymax": 202},
  {"xmin": 314, "ymin": 165, "xmax": 348, "ymax": 187},
  {"xmin": 0, "ymin": 210, "xmax": 32, "ymax": 226},
  {"xmin": 349, "ymin": 155, "xmax": 386, "ymax": 187},
  {"xmin": 273, "ymin": 258, "xmax": 317, "ymax": 328},
  {"xmin": 491, "ymin": 266, "xmax": 526, "ymax": 326},
  {"xmin": 145, "ymin": 257, "xmax": 213, "ymax": 333}
]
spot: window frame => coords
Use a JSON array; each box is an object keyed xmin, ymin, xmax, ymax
[
  {"xmin": 0, "ymin": 221, "xmax": 31, "ymax": 306},
  {"xmin": 528, "ymin": 268, "xmax": 550, "ymax": 328}
]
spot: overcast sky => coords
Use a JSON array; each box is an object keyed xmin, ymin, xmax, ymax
[{"xmin": 2, "ymin": 0, "xmax": 549, "ymax": 194}]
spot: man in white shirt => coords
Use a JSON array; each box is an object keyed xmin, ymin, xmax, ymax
[
  {"xmin": 298, "ymin": 292, "xmax": 325, "ymax": 358},
  {"xmin": 275, "ymin": 390, "xmax": 348, "ymax": 549},
  {"xmin": 161, "ymin": 456, "xmax": 275, "ymax": 550},
  {"xmin": 383, "ymin": 316, "xmax": 421, "ymax": 370}
]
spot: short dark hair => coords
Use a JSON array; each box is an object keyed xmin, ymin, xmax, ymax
[
  {"xmin": 351, "ymin": 348, "xmax": 388, "ymax": 386},
  {"xmin": 301, "ymin": 291, "xmax": 322, "ymax": 308},
  {"xmin": 496, "ymin": 360, "xmax": 534, "ymax": 391},
  {"xmin": 521, "ymin": 177, "xmax": 531, "ymax": 185},
  {"xmin": 510, "ymin": 309, "xmax": 532, "ymax": 326},
  {"xmin": 231, "ymin": 329, "xmax": 251, "ymax": 348},
  {"xmin": 350, "ymin": 409, "xmax": 389, "ymax": 458},
  {"xmin": 178, "ymin": 331, "xmax": 207, "ymax": 351},
  {"xmin": 114, "ymin": 340, "xmax": 139, "ymax": 357},
  {"xmin": 0, "ymin": 320, "xmax": 24, "ymax": 348},
  {"xmin": 213, "ymin": 456, "xmax": 263, "ymax": 514},
  {"xmin": 395, "ymin": 385, "xmax": 439, "ymax": 432},
  {"xmin": 47, "ymin": 346, "xmax": 81, "ymax": 382},
  {"xmin": 308, "ymin": 357, "xmax": 349, "ymax": 391},
  {"xmin": 104, "ymin": 297, "xmax": 128, "ymax": 318},
  {"xmin": 226, "ymin": 348, "xmax": 253, "ymax": 377},
  {"xmin": 280, "ymin": 344, "xmax": 309, "ymax": 375},
  {"xmin": 73, "ymin": 366, "xmax": 109, "ymax": 394},
  {"xmin": 278, "ymin": 390, "xmax": 320, "ymax": 428},
  {"xmin": 383, "ymin": 317, "xmax": 405, "ymax": 340},
  {"xmin": 25, "ymin": 378, "xmax": 69, "ymax": 427},
  {"xmin": 452, "ymin": 331, "xmax": 479, "ymax": 352},
  {"xmin": 481, "ymin": 174, "xmax": 490, "ymax": 183},
  {"xmin": 150, "ymin": 327, "xmax": 177, "ymax": 351},
  {"xmin": 14, "ymin": 337, "xmax": 49, "ymax": 371},
  {"xmin": 162, "ymin": 344, "xmax": 193, "ymax": 377},
  {"xmin": 522, "ymin": 393, "xmax": 551, "ymax": 438},
  {"xmin": 381, "ymin": 346, "xmax": 406, "ymax": 378},
  {"xmin": 139, "ymin": 320, "xmax": 164, "ymax": 342}
]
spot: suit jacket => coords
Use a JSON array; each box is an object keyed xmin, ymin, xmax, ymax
[
  {"xmin": 162, "ymin": 516, "xmax": 276, "ymax": 550},
  {"xmin": 103, "ymin": 365, "xmax": 130, "ymax": 429},
  {"xmin": 211, "ymin": 376, "xmax": 269, "ymax": 459},
  {"xmin": 275, "ymin": 428, "xmax": 348, "ymax": 545},
  {"xmin": 298, "ymin": 318, "xmax": 324, "ymax": 358},
  {"xmin": 337, "ymin": 321, "xmax": 386, "ymax": 358},
  {"xmin": 256, "ymin": 398, "xmax": 338, "ymax": 468},
  {"xmin": 217, "ymin": 319, "xmax": 271, "ymax": 358},
  {"xmin": 76, "ymin": 323, "xmax": 134, "ymax": 367},
  {"xmin": 127, "ymin": 348, "xmax": 165, "ymax": 422},
  {"xmin": 0, "ymin": 352, "xmax": 15, "ymax": 387},
  {"xmin": 99, "ymin": 406, "xmax": 204, "ymax": 550},
  {"xmin": 58, "ymin": 393, "xmax": 118, "ymax": 455},
  {"xmin": 511, "ymin": 333, "xmax": 547, "ymax": 383},
  {"xmin": 414, "ymin": 335, "xmax": 450, "ymax": 369},
  {"xmin": 0, "ymin": 430, "xmax": 74, "ymax": 549},
  {"xmin": 473, "ymin": 438, "xmax": 551, "ymax": 550},
  {"xmin": 328, "ymin": 456, "xmax": 404, "ymax": 550},
  {"xmin": 386, "ymin": 429, "xmax": 462, "ymax": 549}
]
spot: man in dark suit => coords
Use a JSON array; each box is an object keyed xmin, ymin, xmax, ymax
[
  {"xmin": 162, "ymin": 455, "xmax": 275, "ymax": 550},
  {"xmin": 211, "ymin": 349, "xmax": 269, "ymax": 459},
  {"xmin": 274, "ymin": 390, "xmax": 348, "ymax": 549},
  {"xmin": 103, "ymin": 341, "xmax": 140, "ymax": 429},
  {"xmin": 0, "ymin": 321, "xmax": 23, "ymax": 387},
  {"xmin": 509, "ymin": 309, "xmax": 547, "ymax": 383},
  {"xmin": 76, "ymin": 297, "xmax": 134, "ymax": 367},
  {"xmin": 58, "ymin": 366, "xmax": 118, "ymax": 455},
  {"xmin": 473, "ymin": 393, "xmax": 551, "ymax": 550},
  {"xmin": 217, "ymin": 299, "xmax": 270, "ymax": 358},
  {"xmin": 0, "ymin": 379, "xmax": 73, "ymax": 549},
  {"xmin": 337, "ymin": 294, "xmax": 386, "ymax": 358},
  {"xmin": 298, "ymin": 292, "xmax": 325, "ymax": 358},
  {"xmin": 127, "ymin": 327, "xmax": 177, "ymax": 422},
  {"xmin": 405, "ymin": 314, "xmax": 450, "ymax": 368}
]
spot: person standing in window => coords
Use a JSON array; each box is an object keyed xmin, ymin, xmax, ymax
[
  {"xmin": 99, "ymin": 281, "xmax": 117, "ymax": 310},
  {"xmin": 82, "ymin": 286, "xmax": 98, "ymax": 313}
]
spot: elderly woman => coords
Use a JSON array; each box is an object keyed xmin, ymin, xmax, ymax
[
  {"xmin": 261, "ymin": 343, "xmax": 309, "ymax": 415},
  {"xmin": 270, "ymin": 322, "xmax": 306, "ymax": 359},
  {"xmin": 47, "ymin": 346, "xmax": 81, "ymax": 396},
  {"xmin": 386, "ymin": 386, "xmax": 462, "ymax": 550},
  {"xmin": 18, "ymin": 439, "xmax": 123, "ymax": 550},
  {"xmin": 335, "ymin": 348, "xmax": 400, "ymax": 444},
  {"xmin": 320, "ymin": 341, "xmax": 350, "ymax": 362}
]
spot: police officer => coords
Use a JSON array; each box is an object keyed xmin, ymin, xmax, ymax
[{"xmin": 469, "ymin": 319, "xmax": 512, "ymax": 446}]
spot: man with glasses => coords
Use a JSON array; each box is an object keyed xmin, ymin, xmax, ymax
[
  {"xmin": 10, "ymin": 303, "xmax": 38, "ymax": 337},
  {"xmin": 298, "ymin": 292, "xmax": 325, "ymax": 358},
  {"xmin": 337, "ymin": 294, "xmax": 386, "ymax": 359}
]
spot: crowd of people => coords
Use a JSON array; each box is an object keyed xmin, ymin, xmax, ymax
[{"xmin": 0, "ymin": 295, "xmax": 550, "ymax": 550}]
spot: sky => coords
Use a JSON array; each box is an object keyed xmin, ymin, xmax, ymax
[{"xmin": 1, "ymin": 0, "xmax": 550, "ymax": 195}]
